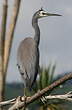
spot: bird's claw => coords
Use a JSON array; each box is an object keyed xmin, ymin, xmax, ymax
[
  {"xmin": 40, "ymin": 96, "xmax": 47, "ymax": 105},
  {"xmin": 37, "ymin": 90, "xmax": 47, "ymax": 105}
]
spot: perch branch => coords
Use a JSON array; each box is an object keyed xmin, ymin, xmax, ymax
[
  {"xmin": 43, "ymin": 91, "xmax": 72, "ymax": 101},
  {"xmin": 0, "ymin": 98, "xmax": 16, "ymax": 106},
  {"xmin": 0, "ymin": 72, "xmax": 72, "ymax": 110},
  {"xmin": 0, "ymin": 91, "xmax": 72, "ymax": 107}
]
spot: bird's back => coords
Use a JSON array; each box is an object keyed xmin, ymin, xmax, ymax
[{"xmin": 17, "ymin": 37, "xmax": 39, "ymax": 88}]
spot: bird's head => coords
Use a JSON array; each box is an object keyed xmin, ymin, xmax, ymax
[{"xmin": 33, "ymin": 8, "xmax": 62, "ymax": 19}]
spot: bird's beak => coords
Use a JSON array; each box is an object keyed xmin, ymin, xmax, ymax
[{"xmin": 45, "ymin": 12, "xmax": 62, "ymax": 16}]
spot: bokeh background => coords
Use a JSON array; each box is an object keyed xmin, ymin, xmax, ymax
[{"xmin": 0, "ymin": 0, "xmax": 72, "ymax": 82}]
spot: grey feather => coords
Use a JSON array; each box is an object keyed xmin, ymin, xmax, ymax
[{"xmin": 17, "ymin": 38, "xmax": 39, "ymax": 88}]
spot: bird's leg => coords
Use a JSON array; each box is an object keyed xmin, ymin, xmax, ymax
[
  {"xmin": 24, "ymin": 88, "xmax": 28, "ymax": 103},
  {"xmin": 24, "ymin": 88, "xmax": 27, "ymax": 97}
]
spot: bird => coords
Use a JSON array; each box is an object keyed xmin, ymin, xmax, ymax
[{"xmin": 17, "ymin": 8, "xmax": 61, "ymax": 95}]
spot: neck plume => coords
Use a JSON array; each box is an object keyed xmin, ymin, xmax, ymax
[{"xmin": 32, "ymin": 18, "xmax": 40, "ymax": 46}]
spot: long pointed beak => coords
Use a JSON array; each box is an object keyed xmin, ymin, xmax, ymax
[{"xmin": 46, "ymin": 12, "xmax": 62, "ymax": 16}]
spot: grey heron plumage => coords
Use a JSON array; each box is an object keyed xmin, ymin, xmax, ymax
[{"xmin": 17, "ymin": 8, "xmax": 61, "ymax": 93}]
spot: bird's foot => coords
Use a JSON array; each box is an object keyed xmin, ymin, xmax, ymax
[
  {"xmin": 40, "ymin": 96, "xmax": 47, "ymax": 105},
  {"xmin": 37, "ymin": 90, "xmax": 47, "ymax": 105},
  {"xmin": 21, "ymin": 95, "xmax": 27, "ymax": 110},
  {"xmin": 22, "ymin": 95, "xmax": 27, "ymax": 102}
]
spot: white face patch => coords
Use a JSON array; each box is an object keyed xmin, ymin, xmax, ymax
[{"xmin": 39, "ymin": 11, "xmax": 48, "ymax": 17}]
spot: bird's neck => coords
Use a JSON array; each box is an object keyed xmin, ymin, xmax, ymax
[{"xmin": 32, "ymin": 18, "xmax": 40, "ymax": 46}]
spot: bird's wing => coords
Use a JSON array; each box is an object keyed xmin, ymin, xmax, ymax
[
  {"xmin": 17, "ymin": 38, "xmax": 39, "ymax": 87},
  {"xmin": 28, "ymin": 46, "xmax": 39, "ymax": 86}
]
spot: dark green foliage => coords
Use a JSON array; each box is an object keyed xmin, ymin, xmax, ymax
[{"xmin": 34, "ymin": 63, "xmax": 56, "ymax": 93}]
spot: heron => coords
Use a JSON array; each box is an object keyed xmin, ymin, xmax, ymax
[{"xmin": 17, "ymin": 8, "xmax": 61, "ymax": 95}]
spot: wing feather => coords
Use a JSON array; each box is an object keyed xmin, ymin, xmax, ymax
[{"xmin": 17, "ymin": 37, "xmax": 39, "ymax": 88}]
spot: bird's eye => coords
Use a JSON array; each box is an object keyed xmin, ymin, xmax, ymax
[
  {"xmin": 42, "ymin": 12, "xmax": 45, "ymax": 15},
  {"xmin": 20, "ymin": 72, "xmax": 24, "ymax": 76}
]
